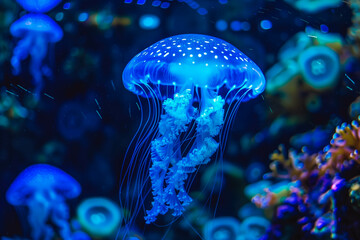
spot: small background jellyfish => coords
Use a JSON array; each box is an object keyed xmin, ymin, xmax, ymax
[
  {"xmin": 120, "ymin": 33, "xmax": 265, "ymax": 233},
  {"xmin": 6, "ymin": 164, "xmax": 82, "ymax": 240},
  {"xmin": 10, "ymin": 0, "xmax": 63, "ymax": 97}
]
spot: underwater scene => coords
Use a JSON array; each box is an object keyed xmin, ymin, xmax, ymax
[{"xmin": 0, "ymin": 0, "xmax": 359, "ymax": 239}]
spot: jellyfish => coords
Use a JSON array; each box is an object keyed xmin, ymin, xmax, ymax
[
  {"xmin": 77, "ymin": 197, "xmax": 122, "ymax": 238},
  {"xmin": 6, "ymin": 164, "xmax": 81, "ymax": 240},
  {"xmin": 10, "ymin": 13, "xmax": 63, "ymax": 96},
  {"xmin": 121, "ymin": 33, "xmax": 265, "ymax": 226}
]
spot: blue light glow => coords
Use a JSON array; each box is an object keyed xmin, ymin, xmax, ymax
[
  {"xmin": 320, "ymin": 24, "xmax": 329, "ymax": 33},
  {"xmin": 55, "ymin": 12, "xmax": 64, "ymax": 21},
  {"xmin": 242, "ymin": 21, "xmax": 251, "ymax": 31},
  {"xmin": 216, "ymin": 20, "xmax": 228, "ymax": 31},
  {"xmin": 63, "ymin": 2, "xmax": 71, "ymax": 9},
  {"xmin": 139, "ymin": 14, "xmax": 160, "ymax": 30},
  {"xmin": 230, "ymin": 21, "xmax": 242, "ymax": 31},
  {"xmin": 152, "ymin": 0, "xmax": 161, "ymax": 7},
  {"xmin": 78, "ymin": 12, "xmax": 89, "ymax": 22},
  {"xmin": 197, "ymin": 8, "xmax": 208, "ymax": 15},
  {"xmin": 260, "ymin": 20, "xmax": 272, "ymax": 30},
  {"xmin": 160, "ymin": 2, "xmax": 170, "ymax": 8}
]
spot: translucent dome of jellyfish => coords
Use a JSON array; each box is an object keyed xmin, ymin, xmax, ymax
[
  {"xmin": 120, "ymin": 34, "xmax": 265, "ymax": 227},
  {"xmin": 6, "ymin": 164, "xmax": 81, "ymax": 240},
  {"xmin": 10, "ymin": 13, "xmax": 63, "ymax": 96}
]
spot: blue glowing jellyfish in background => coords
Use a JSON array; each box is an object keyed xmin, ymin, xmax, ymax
[
  {"xmin": 10, "ymin": 0, "xmax": 63, "ymax": 97},
  {"xmin": 6, "ymin": 164, "xmax": 81, "ymax": 240},
  {"xmin": 121, "ymin": 34, "xmax": 265, "ymax": 226}
]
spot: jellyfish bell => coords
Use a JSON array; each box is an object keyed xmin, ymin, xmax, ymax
[
  {"xmin": 10, "ymin": 14, "xmax": 63, "ymax": 43},
  {"xmin": 6, "ymin": 164, "xmax": 81, "ymax": 206},
  {"xmin": 6, "ymin": 164, "xmax": 81, "ymax": 240},
  {"xmin": 10, "ymin": 13, "xmax": 63, "ymax": 96},
  {"xmin": 16, "ymin": 0, "xmax": 62, "ymax": 13},
  {"xmin": 123, "ymin": 34, "xmax": 265, "ymax": 102},
  {"xmin": 121, "ymin": 34, "xmax": 265, "ymax": 226}
]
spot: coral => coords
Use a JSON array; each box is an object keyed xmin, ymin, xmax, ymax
[{"xmin": 253, "ymin": 117, "xmax": 360, "ymax": 239}]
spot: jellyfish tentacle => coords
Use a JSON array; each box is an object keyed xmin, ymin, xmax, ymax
[
  {"xmin": 51, "ymin": 200, "xmax": 73, "ymax": 239},
  {"xmin": 30, "ymin": 35, "xmax": 48, "ymax": 96},
  {"xmin": 167, "ymin": 95, "xmax": 225, "ymax": 213},
  {"xmin": 146, "ymin": 90, "xmax": 225, "ymax": 223},
  {"xmin": 11, "ymin": 33, "xmax": 48, "ymax": 97},
  {"xmin": 11, "ymin": 35, "xmax": 34, "ymax": 75},
  {"xmin": 28, "ymin": 192, "xmax": 53, "ymax": 240},
  {"xmin": 146, "ymin": 89, "xmax": 196, "ymax": 223}
]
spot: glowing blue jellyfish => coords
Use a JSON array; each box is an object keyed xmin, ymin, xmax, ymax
[
  {"xmin": 6, "ymin": 164, "xmax": 81, "ymax": 240},
  {"xmin": 10, "ymin": 13, "xmax": 63, "ymax": 96},
  {"xmin": 121, "ymin": 34, "xmax": 265, "ymax": 225},
  {"xmin": 15, "ymin": 0, "xmax": 62, "ymax": 13}
]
